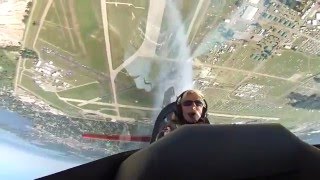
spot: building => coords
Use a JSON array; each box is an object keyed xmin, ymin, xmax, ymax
[
  {"xmin": 249, "ymin": 0, "xmax": 260, "ymax": 4},
  {"xmin": 36, "ymin": 60, "xmax": 42, "ymax": 67},
  {"xmin": 316, "ymin": 12, "xmax": 320, "ymax": 20},
  {"xmin": 312, "ymin": 20, "xmax": 318, "ymax": 26},
  {"xmin": 241, "ymin": 6, "xmax": 259, "ymax": 21}
]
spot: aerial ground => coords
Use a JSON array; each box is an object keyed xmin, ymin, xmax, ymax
[{"xmin": 16, "ymin": 0, "xmax": 320, "ymax": 134}]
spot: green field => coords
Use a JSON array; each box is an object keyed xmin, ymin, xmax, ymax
[
  {"xmin": 115, "ymin": 81, "xmax": 155, "ymax": 107},
  {"xmin": 22, "ymin": 70, "xmax": 34, "ymax": 78},
  {"xmin": 0, "ymin": 50, "xmax": 16, "ymax": 87},
  {"xmin": 40, "ymin": 0, "xmax": 78, "ymax": 54},
  {"xmin": 57, "ymin": 82, "xmax": 109, "ymax": 101},
  {"xmin": 308, "ymin": 56, "xmax": 320, "ymax": 74},
  {"xmin": 159, "ymin": 0, "xmax": 199, "ymax": 39},
  {"xmin": 185, "ymin": 0, "xmax": 211, "ymax": 44},
  {"xmin": 203, "ymin": 88, "xmax": 231, "ymax": 105},
  {"xmin": 20, "ymin": 74, "xmax": 80, "ymax": 115},
  {"xmin": 210, "ymin": 98, "xmax": 285, "ymax": 117},
  {"xmin": 106, "ymin": 0, "xmax": 149, "ymax": 69},
  {"xmin": 39, "ymin": 24, "xmax": 76, "ymax": 55},
  {"xmin": 239, "ymin": 75, "xmax": 296, "ymax": 98},
  {"xmin": 80, "ymin": 104, "xmax": 115, "ymax": 111},
  {"xmin": 24, "ymin": 0, "xmax": 47, "ymax": 49},
  {"xmin": 35, "ymin": 0, "xmax": 109, "ymax": 73},
  {"xmin": 223, "ymin": 44, "xmax": 260, "ymax": 71},
  {"xmin": 34, "ymin": 40, "xmax": 98, "ymax": 87},
  {"xmin": 24, "ymin": 59, "xmax": 35, "ymax": 69},
  {"xmin": 115, "ymin": 69, "xmax": 156, "ymax": 107},
  {"xmin": 117, "ymin": 88, "xmax": 155, "ymax": 107},
  {"xmin": 210, "ymin": 109, "xmax": 320, "ymax": 132},
  {"xmin": 75, "ymin": 0, "xmax": 109, "ymax": 72},
  {"xmin": 214, "ymin": 69, "xmax": 248, "ymax": 88},
  {"xmin": 21, "ymin": 0, "xmax": 116, "ymax": 118},
  {"xmin": 18, "ymin": 0, "xmax": 320, "ymax": 129},
  {"xmin": 100, "ymin": 109, "xmax": 118, "ymax": 116},
  {"xmin": 259, "ymin": 50, "xmax": 310, "ymax": 78},
  {"xmin": 291, "ymin": 37, "xmax": 307, "ymax": 47},
  {"xmin": 119, "ymin": 107, "xmax": 154, "ymax": 120},
  {"xmin": 189, "ymin": 0, "xmax": 237, "ymax": 54},
  {"xmin": 179, "ymin": 0, "xmax": 199, "ymax": 25},
  {"xmin": 114, "ymin": 69, "xmax": 135, "ymax": 90}
]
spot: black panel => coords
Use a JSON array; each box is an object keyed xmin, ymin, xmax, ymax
[
  {"xmin": 116, "ymin": 124, "xmax": 320, "ymax": 180},
  {"xmin": 39, "ymin": 124, "xmax": 320, "ymax": 180}
]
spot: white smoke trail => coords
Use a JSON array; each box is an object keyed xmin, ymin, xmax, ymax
[{"xmin": 153, "ymin": 0, "xmax": 194, "ymax": 110}]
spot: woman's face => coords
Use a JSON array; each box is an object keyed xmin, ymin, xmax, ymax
[{"xmin": 181, "ymin": 93, "xmax": 204, "ymax": 123}]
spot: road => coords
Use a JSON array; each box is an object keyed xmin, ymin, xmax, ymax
[
  {"xmin": 59, "ymin": 97, "xmax": 161, "ymax": 111},
  {"xmin": 14, "ymin": 0, "xmax": 53, "ymax": 94},
  {"xmin": 13, "ymin": 57, "xmax": 22, "ymax": 95},
  {"xmin": 101, "ymin": 0, "xmax": 166, "ymax": 119},
  {"xmin": 101, "ymin": 0, "xmax": 119, "ymax": 116},
  {"xmin": 32, "ymin": 0, "xmax": 53, "ymax": 50},
  {"xmin": 105, "ymin": 2, "xmax": 145, "ymax": 9},
  {"xmin": 14, "ymin": 0, "xmax": 39, "ymax": 94},
  {"xmin": 113, "ymin": 0, "xmax": 166, "ymax": 75},
  {"xmin": 186, "ymin": 0, "xmax": 204, "ymax": 38}
]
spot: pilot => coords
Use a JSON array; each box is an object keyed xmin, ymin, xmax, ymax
[{"xmin": 156, "ymin": 89, "xmax": 210, "ymax": 140}]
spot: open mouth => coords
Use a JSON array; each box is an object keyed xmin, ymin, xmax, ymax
[{"xmin": 188, "ymin": 112, "xmax": 196, "ymax": 118}]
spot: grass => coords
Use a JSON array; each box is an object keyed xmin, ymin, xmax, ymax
[
  {"xmin": 37, "ymin": 0, "xmax": 109, "ymax": 74},
  {"xmin": 291, "ymin": 37, "xmax": 307, "ymax": 47},
  {"xmin": 119, "ymin": 107, "xmax": 154, "ymax": 120},
  {"xmin": 19, "ymin": 74, "xmax": 80, "ymax": 116},
  {"xmin": 66, "ymin": 101, "xmax": 81, "ymax": 107},
  {"xmin": 22, "ymin": 70, "xmax": 34, "ymax": 77},
  {"xmin": 210, "ymin": 107, "xmax": 320, "ymax": 133},
  {"xmin": 114, "ymin": 69, "xmax": 156, "ymax": 107},
  {"xmin": 39, "ymin": 24, "xmax": 76, "ymax": 54},
  {"xmin": 203, "ymin": 88, "xmax": 231, "ymax": 105},
  {"xmin": 211, "ymin": 98, "xmax": 285, "ymax": 117},
  {"xmin": 215, "ymin": 43, "xmax": 260, "ymax": 71},
  {"xmin": 233, "ymin": 45, "xmax": 261, "ymax": 71},
  {"xmin": 24, "ymin": 0, "xmax": 47, "ymax": 49},
  {"xmin": 108, "ymin": 26, "xmax": 127, "ymax": 69},
  {"xmin": 259, "ymin": 50, "xmax": 309, "ymax": 78},
  {"xmin": 0, "ymin": 49, "xmax": 16, "ymax": 87},
  {"xmin": 45, "ymin": 1, "xmax": 60, "ymax": 24},
  {"xmin": 39, "ymin": 0, "xmax": 79, "ymax": 54},
  {"xmin": 189, "ymin": 0, "xmax": 237, "ymax": 54},
  {"xmin": 80, "ymin": 104, "xmax": 115, "ymax": 111},
  {"xmin": 24, "ymin": 59, "xmax": 35, "ymax": 69},
  {"xmin": 214, "ymin": 69, "xmax": 248, "ymax": 89},
  {"xmin": 114, "ymin": 70, "xmax": 135, "ymax": 90},
  {"xmin": 117, "ymin": 88, "xmax": 155, "ymax": 107},
  {"xmin": 75, "ymin": 0, "xmax": 109, "ymax": 73},
  {"xmin": 187, "ymin": 0, "xmax": 211, "ymax": 45},
  {"xmin": 100, "ymin": 109, "xmax": 117, "ymax": 116},
  {"xmin": 58, "ymin": 82, "xmax": 104, "ymax": 101},
  {"xmin": 244, "ymin": 76, "xmax": 296, "ymax": 98},
  {"xmin": 179, "ymin": 0, "xmax": 199, "ymax": 26},
  {"xmin": 34, "ymin": 40, "xmax": 98, "ymax": 86},
  {"xmin": 106, "ymin": 0, "xmax": 148, "ymax": 69},
  {"xmin": 308, "ymin": 56, "xmax": 320, "ymax": 75}
]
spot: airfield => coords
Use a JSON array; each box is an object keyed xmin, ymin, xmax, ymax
[{"xmin": 15, "ymin": 0, "xmax": 320, "ymax": 133}]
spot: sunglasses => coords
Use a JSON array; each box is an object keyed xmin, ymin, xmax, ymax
[{"xmin": 182, "ymin": 100, "xmax": 204, "ymax": 107}]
